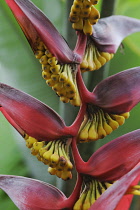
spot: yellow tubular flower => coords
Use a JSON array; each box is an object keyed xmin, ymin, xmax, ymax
[
  {"xmin": 69, "ymin": 0, "xmax": 100, "ymax": 35},
  {"xmin": 78, "ymin": 104, "xmax": 130, "ymax": 143},
  {"xmin": 24, "ymin": 136, "xmax": 73, "ymax": 180},
  {"xmin": 80, "ymin": 38, "xmax": 114, "ymax": 72},
  {"xmin": 34, "ymin": 40, "xmax": 81, "ymax": 106},
  {"xmin": 73, "ymin": 175, "xmax": 112, "ymax": 210},
  {"xmin": 127, "ymin": 185, "xmax": 140, "ymax": 196}
]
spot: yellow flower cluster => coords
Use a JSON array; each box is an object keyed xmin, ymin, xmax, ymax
[
  {"xmin": 80, "ymin": 43, "xmax": 114, "ymax": 72},
  {"xmin": 78, "ymin": 107, "xmax": 130, "ymax": 143},
  {"xmin": 24, "ymin": 135, "xmax": 73, "ymax": 180},
  {"xmin": 35, "ymin": 40, "xmax": 81, "ymax": 106},
  {"xmin": 74, "ymin": 177, "xmax": 112, "ymax": 210},
  {"xmin": 69, "ymin": 0, "xmax": 100, "ymax": 35},
  {"xmin": 74, "ymin": 177, "xmax": 140, "ymax": 210}
]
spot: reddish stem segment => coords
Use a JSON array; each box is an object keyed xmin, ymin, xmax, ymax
[
  {"xmin": 77, "ymin": 67, "xmax": 96, "ymax": 103},
  {"xmin": 65, "ymin": 68, "xmax": 96, "ymax": 136},
  {"xmin": 74, "ymin": 31, "xmax": 87, "ymax": 62},
  {"xmin": 67, "ymin": 103, "xmax": 86, "ymax": 136},
  {"xmin": 61, "ymin": 173, "xmax": 83, "ymax": 209},
  {"xmin": 71, "ymin": 137, "xmax": 86, "ymax": 172}
]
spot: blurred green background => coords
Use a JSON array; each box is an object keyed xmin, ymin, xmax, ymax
[{"xmin": 0, "ymin": 0, "xmax": 140, "ymax": 209}]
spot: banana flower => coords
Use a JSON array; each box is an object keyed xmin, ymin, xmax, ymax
[
  {"xmin": 5, "ymin": 0, "xmax": 86, "ymax": 106},
  {"xmin": 77, "ymin": 67, "xmax": 140, "ymax": 142},
  {"xmin": 90, "ymin": 164, "xmax": 140, "ymax": 210},
  {"xmin": 1, "ymin": 67, "xmax": 140, "ymax": 174},
  {"xmin": 0, "ymin": 83, "xmax": 84, "ymax": 180},
  {"xmin": 72, "ymin": 130, "xmax": 140, "ymax": 209},
  {"xmin": 69, "ymin": 0, "xmax": 100, "ymax": 35},
  {"xmin": 0, "ymin": 174, "xmax": 82, "ymax": 210},
  {"xmin": 0, "ymin": 130, "xmax": 140, "ymax": 210},
  {"xmin": 5, "ymin": 0, "xmax": 140, "ymax": 106},
  {"xmin": 80, "ymin": 15, "xmax": 140, "ymax": 72}
]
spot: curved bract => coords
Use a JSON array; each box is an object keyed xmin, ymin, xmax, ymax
[
  {"xmin": 86, "ymin": 130, "xmax": 140, "ymax": 181},
  {"xmin": 5, "ymin": 0, "xmax": 80, "ymax": 64},
  {"xmin": 80, "ymin": 15, "xmax": 140, "ymax": 72},
  {"xmin": 0, "ymin": 174, "xmax": 84, "ymax": 209},
  {"xmin": 2, "ymin": 1, "xmax": 140, "ymax": 209},
  {"xmin": 72, "ymin": 132, "xmax": 140, "ymax": 210},
  {"xmin": 5, "ymin": 0, "xmax": 85, "ymax": 106},
  {"xmin": 89, "ymin": 165, "xmax": 140, "ymax": 210},
  {"xmin": 72, "ymin": 130, "xmax": 140, "ymax": 181},
  {"xmin": 76, "ymin": 67, "xmax": 140, "ymax": 142},
  {"xmin": 0, "ymin": 83, "xmax": 68, "ymax": 140},
  {"xmin": 92, "ymin": 15, "xmax": 140, "ymax": 53},
  {"xmin": 0, "ymin": 175, "xmax": 67, "ymax": 210},
  {"xmin": 92, "ymin": 67, "xmax": 140, "ymax": 114}
]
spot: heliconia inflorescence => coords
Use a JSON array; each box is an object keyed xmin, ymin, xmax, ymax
[{"xmin": 1, "ymin": 0, "xmax": 140, "ymax": 209}]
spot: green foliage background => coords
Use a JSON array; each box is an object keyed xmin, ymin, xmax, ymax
[{"xmin": 0, "ymin": 0, "xmax": 140, "ymax": 209}]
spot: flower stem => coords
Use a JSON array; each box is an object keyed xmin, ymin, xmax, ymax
[
  {"xmin": 62, "ymin": 173, "xmax": 83, "ymax": 209},
  {"xmin": 71, "ymin": 137, "xmax": 86, "ymax": 172},
  {"xmin": 100, "ymin": 0, "xmax": 118, "ymax": 17},
  {"xmin": 57, "ymin": 0, "xmax": 78, "ymax": 196}
]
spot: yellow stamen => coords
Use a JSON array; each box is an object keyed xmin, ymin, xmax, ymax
[
  {"xmin": 39, "ymin": 55, "xmax": 48, "ymax": 65},
  {"xmin": 25, "ymin": 136, "xmax": 37, "ymax": 148},
  {"xmin": 45, "ymin": 49, "xmax": 53, "ymax": 57},
  {"xmin": 69, "ymin": 0, "xmax": 100, "ymax": 35},
  {"xmin": 34, "ymin": 39, "xmax": 81, "ymax": 106},
  {"xmin": 97, "ymin": 110, "xmax": 107, "ymax": 139},
  {"xmin": 127, "ymin": 185, "xmax": 140, "ymax": 196},
  {"xmin": 35, "ymin": 50, "xmax": 44, "ymax": 59},
  {"xmin": 24, "ymin": 135, "xmax": 73, "ymax": 180},
  {"xmin": 31, "ymin": 141, "xmax": 45, "ymax": 156},
  {"xmin": 42, "ymin": 71, "xmax": 52, "ymax": 80},
  {"xmin": 74, "ymin": 176, "xmax": 112, "ymax": 210},
  {"xmin": 50, "ymin": 65, "xmax": 60, "ymax": 74},
  {"xmin": 89, "ymin": 5, "xmax": 100, "ymax": 25},
  {"xmin": 80, "ymin": 40, "xmax": 114, "ymax": 72},
  {"xmin": 78, "ymin": 105, "xmax": 129, "ymax": 143},
  {"xmin": 48, "ymin": 57, "xmax": 57, "ymax": 66}
]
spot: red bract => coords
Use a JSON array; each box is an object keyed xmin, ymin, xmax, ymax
[
  {"xmin": 78, "ymin": 67, "xmax": 140, "ymax": 114},
  {"xmin": 75, "ymin": 67, "xmax": 140, "ymax": 143},
  {"xmin": 92, "ymin": 15, "xmax": 140, "ymax": 53},
  {"xmin": 0, "ymin": 83, "xmax": 68, "ymax": 141},
  {"xmin": 72, "ymin": 131, "xmax": 140, "ymax": 209},
  {"xmin": 80, "ymin": 15, "xmax": 140, "ymax": 72},
  {"xmin": 90, "ymin": 164, "xmax": 140, "ymax": 210},
  {"xmin": 5, "ymin": 0, "xmax": 140, "ymax": 105},
  {"xmin": 0, "ymin": 174, "xmax": 83, "ymax": 210},
  {"xmin": 72, "ymin": 130, "xmax": 140, "ymax": 181},
  {"xmin": 0, "ymin": 175, "xmax": 66, "ymax": 209},
  {"xmin": 0, "ymin": 83, "xmax": 78, "ymax": 180},
  {"xmin": 92, "ymin": 67, "xmax": 140, "ymax": 114},
  {"xmin": 4, "ymin": 0, "xmax": 87, "ymax": 106},
  {"xmin": 5, "ymin": 0, "xmax": 81, "ymax": 64}
]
